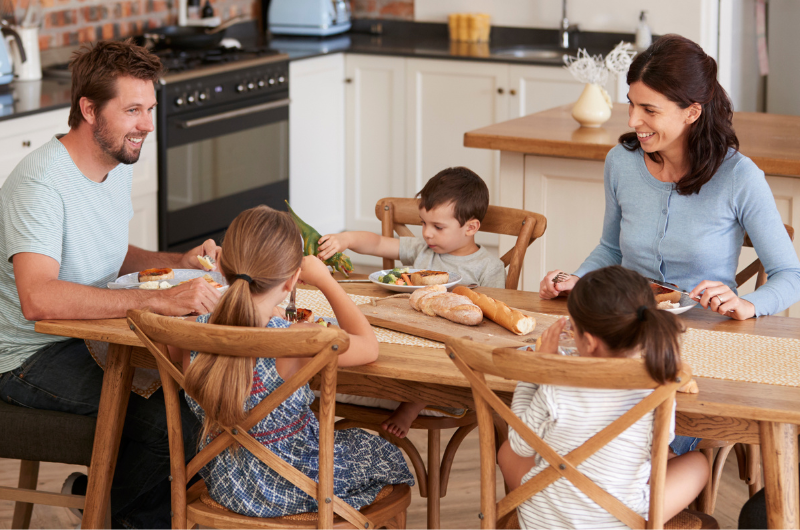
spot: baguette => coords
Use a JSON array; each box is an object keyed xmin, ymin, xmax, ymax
[
  {"xmin": 452, "ymin": 286, "xmax": 536, "ymax": 335},
  {"xmin": 408, "ymin": 288, "xmax": 483, "ymax": 326}
]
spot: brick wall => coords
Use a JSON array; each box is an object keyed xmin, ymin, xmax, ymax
[{"xmin": 3, "ymin": 0, "xmax": 412, "ymax": 52}]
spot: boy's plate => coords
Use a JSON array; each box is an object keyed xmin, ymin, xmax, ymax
[
  {"xmin": 368, "ymin": 268, "xmax": 462, "ymax": 293},
  {"xmin": 108, "ymin": 269, "xmax": 227, "ymax": 290}
]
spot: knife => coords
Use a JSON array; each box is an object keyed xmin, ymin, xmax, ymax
[
  {"xmin": 646, "ymin": 278, "xmax": 697, "ymax": 300},
  {"xmin": 337, "ymin": 279, "xmax": 373, "ymax": 283}
]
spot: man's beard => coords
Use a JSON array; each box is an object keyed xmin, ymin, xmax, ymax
[{"xmin": 93, "ymin": 112, "xmax": 144, "ymax": 165}]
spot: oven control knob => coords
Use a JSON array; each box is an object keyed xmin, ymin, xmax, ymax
[
  {"xmin": 247, "ymin": 81, "xmax": 255, "ymax": 91},
  {"xmin": 236, "ymin": 84, "xmax": 246, "ymax": 93},
  {"xmin": 268, "ymin": 77, "xmax": 276, "ymax": 86},
  {"xmin": 278, "ymin": 75, "xmax": 286, "ymax": 84},
  {"xmin": 198, "ymin": 91, "xmax": 208, "ymax": 101},
  {"xmin": 174, "ymin": 96, "xmax": 185, "ymax": 107},
  {"xmin": 257, "ymin": 79, "xmax": 266, "ymax": 88},
  {"xmin": 186, "ymin": 93, "xmax": 196, "ymax": 104}
]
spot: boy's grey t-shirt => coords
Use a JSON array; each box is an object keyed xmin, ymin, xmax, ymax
[
  {"xmin": 0, "ymin": 136, "xmax": 133, "ymax": 373},
  {"xmin": 398, "ymin": 237, "xmax": 506, "ymax": 288}
]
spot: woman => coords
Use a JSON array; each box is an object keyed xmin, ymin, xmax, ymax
[{"xmin": 539, "ymin": 34, "xmax": 800, "ymax": 321}]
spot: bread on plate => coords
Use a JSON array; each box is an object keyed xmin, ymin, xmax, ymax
[
  {"xmin": 409, "ymin": 270, "xmax": 449, "ymax": 286},
  {"xmin": 138, "ymin": 268, "xmax": 174, "ymax": 282}
]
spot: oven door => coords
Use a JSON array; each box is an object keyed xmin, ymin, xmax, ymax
[{"xmin": 159, "ymin": 91, "xmax": 289, "ymax": 251}]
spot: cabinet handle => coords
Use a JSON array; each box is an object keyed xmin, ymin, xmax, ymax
[
  {"xmin": 22, "ymin": 140, "xmax": 31, "ymax": 147},
  {"xmin": 510, "ymin": 89, "xmax": 517, "ymax": 96},
  {"xmin": 497, "ymin": 88, "xmax": 505, "ymax": 95},
  {"xmin": 345, "ymin": 78, "xmax": 353, "ymax": 83}
]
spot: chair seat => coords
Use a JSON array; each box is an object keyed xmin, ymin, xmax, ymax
[
  {"xmin": 329, "ymin": 401, "xmax": 477, "ymax": 430},
  {"xmin": 0, "ymin": 398, "xmax": 95, "ymax": 465},
  {"xmin": 665, "ymin": 509, "xmax": 720, "ymax": 529},
  {"xmin": 187, "ymin": 483, "xmax": 412, "ymax": 529}
]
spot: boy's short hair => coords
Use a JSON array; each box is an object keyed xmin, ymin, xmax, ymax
[
  {"xmin": 415, "ymin": 167, "xmax": 489, "ymax": 226},
  {"xmin": 68, "ymin": 39, "xmax": 163, "ymax": 129}
]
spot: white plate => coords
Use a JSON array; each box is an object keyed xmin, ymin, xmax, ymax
[
  {"xmin": 368, "ymin": 269, "xmax": 462, "ymax": 293},
  {"xmin": 108, "ymin": 269, "xmax": 227, "ymax": 290},
  {"xmin": 660, "ymin": 293, "xmax": 697, "ymax": 315}
]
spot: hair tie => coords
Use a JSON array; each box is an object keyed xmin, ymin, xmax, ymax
[
  {"xmin": 636, "ymin": 305, "xmax": 648, "ymax": 322},
  {"xmin": 235, "ymin": 273, "xmax": 253, "ymax": 284}
]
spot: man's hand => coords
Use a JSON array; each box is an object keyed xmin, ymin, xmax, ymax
[
  {"xmin": 178, "ymin": 239, "xmax": 221, "ymax": 271},
  {"xmin": 153, "ymin": 277, "xmax": 221, "ymax": 316}
]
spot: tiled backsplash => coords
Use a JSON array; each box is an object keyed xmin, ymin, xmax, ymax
[{"xmin": 3, "ymin": 0, "xmax": 412, "ymax": 52}]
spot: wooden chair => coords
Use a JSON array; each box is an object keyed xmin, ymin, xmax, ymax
[
  {"xmin": 127, "ymin": 309, "xmax": 411, "ymax": 529},
  {"xmin": 375, "ymin": 197, "xmax": 547, "ymax": 290},
  {"xmin": 0, "ymin": 401, "xmax": 98, "ymax": 529},
  {"xmin": 445, "ymin": 335, "xmax": 719, "ymax": 530},
  {"xmin": 692, "ymin": 223, "xmax": 797, "ymax": 513},
  {"xmin": 330, "ymin": 197, "xmax": 546, "ymax": 528}
]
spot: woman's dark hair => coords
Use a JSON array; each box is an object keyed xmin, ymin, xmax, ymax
[
  {"xmin": 567, "ymin": 266, "xmax": 684, "ymax": 384},
  {"xmin": 619, "ymin": 34, "xmax": 739, "ymax": 196}
]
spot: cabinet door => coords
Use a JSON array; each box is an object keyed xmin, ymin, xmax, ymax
[
  {"xmin": 737, "ymin": 175, "xmax": 800, "ymax": 318},
  {"xmin": 290, "ymin": 54, "xmax": 346, "ymax": 233},
  {"xmin": 129, "ymin": 193, "xmax": 159, "ymax": 251},
  {"xmin": 0, "ymin": 108, "xmax": 70, "ymax": 186},
  {"xmin": 508, "ymin": 64, "xmax": 617, "ymax": 119},
  {"xmin": 406, "ymin": 58, "xmax": 508, "ymax": 202},
  {"xmin": 345, "ymin": 54, "xmax": 406, "ymax": 247}
]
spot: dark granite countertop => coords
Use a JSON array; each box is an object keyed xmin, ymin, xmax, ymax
[{"xmin": 0, "ymin": 20, "xmax": 633, "ymax": 123}]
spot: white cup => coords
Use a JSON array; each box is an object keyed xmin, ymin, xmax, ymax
[{"xmin": 8, "ymin": 26, "xmax": 42, "ymax": 81}]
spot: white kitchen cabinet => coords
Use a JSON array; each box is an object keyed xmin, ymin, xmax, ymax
[
  {"xmin": 0, "ymin": 107, "xmax": 70, "ymax": 186},
  {"xmin": 129, "ymin": 132, "xmax": 159, "ymax": 251},
  {"xmin": 343, "ymin": 54, "xmax": 406, "ymax": 266},
  {"xmin": 289, "ymin": 54, "xmax": 346, "ymax": 233}
]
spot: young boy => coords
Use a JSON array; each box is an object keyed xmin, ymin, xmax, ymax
[{"xmin": 317, "ymin": 166, "xmax": 506, "ymax": 437}]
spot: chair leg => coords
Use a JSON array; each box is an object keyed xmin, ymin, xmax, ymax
[
  {"xmin": 427, "ymin": 429, "xmax": 441, "ymax": 530},
  {"xmin": 745, "ymin": 444, "xmax": 763, "ymax": 497},
  {"xmin": 11, "ymin": 460, "xmax": 40, "ymax": 530},
  {"xmin": 695, "ymin": 448, "xmax": 715, "ymax": 514},
  {"xmin": 439, "ymin": 423, "xmax": 477, "ymax": 497}
]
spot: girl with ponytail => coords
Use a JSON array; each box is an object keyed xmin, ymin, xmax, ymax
[
  {"xmin": 175, "ymin": 205, "xmax": 413, "ymax": 518},
  {"xmin": 499, "ymin": 266, "xmax": 709, "ymax": 528}
]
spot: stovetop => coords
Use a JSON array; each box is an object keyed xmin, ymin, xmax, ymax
[{"xmin": 154, "ymin": 44, "xmax": 280, "ymax": 73}]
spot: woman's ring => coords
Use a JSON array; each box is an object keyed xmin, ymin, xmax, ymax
[{"xmin": 716, "ymin": 295, "xmax": 724, "ymax": 304}]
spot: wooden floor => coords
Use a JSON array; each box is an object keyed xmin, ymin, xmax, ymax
[{"xmin": 0, "ymin": 427, "xmax": 751, "ymax": 529}]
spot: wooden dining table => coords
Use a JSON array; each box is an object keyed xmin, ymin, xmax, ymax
[{"xmin": 35, "ymin": 282, "xmax": 800, "ymax": 529}]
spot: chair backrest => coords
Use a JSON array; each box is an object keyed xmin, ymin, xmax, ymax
[
  {"xmin": 736, "ymin": 224, "xmax": 795, "ymax": 288},
  {"xmin": 445, "ymin": 335, "xmax": 689, "ymax": 530},
  {"xmin": 375, "ymin": 197, "xmax": 547, "ymax": 290},
  {"xmin": 126, "ymin": 309, "xmax": 380, "ymax": 529}
]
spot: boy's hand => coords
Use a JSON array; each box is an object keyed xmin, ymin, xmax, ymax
[
  {"xmin": 299, "ymin": 255, "xmax": 334, "ymax": 288},
  {"xmin": 537, "ymin": 317, "xmax": 568, "ymax": 354},
  {"xmin": 317, "ymin": 233, "xmax": 349, "ymax": 261}
]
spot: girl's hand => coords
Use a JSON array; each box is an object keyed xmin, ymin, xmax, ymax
[
  {"xmin": 689, "ymin": 280, "xmax": 756, "ymax": 320},
  {"xmin": 539, "ymin": 270, "xmax": 578, "ymax": 299},
  {"xmin": 537, "ymin": 317, "xmax": 568, "ymax": 354},
  {"xmin": 317, "ymin": 233, "xmax": 349, "ymax": 261},
  {"xmin": 299, "ymin": 255, "xmax": 334, "ymax": 288}
]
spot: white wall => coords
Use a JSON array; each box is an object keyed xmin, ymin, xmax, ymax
[
  {"xmin": 415, "ymin": 0, "xmax": 719, "ymax": 58},
  {"xmin": 718, "ymin": 0, "xmax": 761, "ymax": 113},
  {"xmin": 766, "ymin": 0, "xmax": 800, "ymax": 116}
]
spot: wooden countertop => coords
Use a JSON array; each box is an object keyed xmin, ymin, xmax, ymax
[{"xmin": 464, "ymin": 104, "xmax": 800, "ymax": 177}]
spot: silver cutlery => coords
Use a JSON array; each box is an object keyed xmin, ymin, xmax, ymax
[
  {"xmin": 285, "ymin": 285, "xmax": 297, "ymax": 322},
  {"xmin": 646, "ymin": 277, "xmax": 697, "ymax": 300},
  {"xmin": 553, "ymin": 272, "xmax": 571, "ymax": 284}
]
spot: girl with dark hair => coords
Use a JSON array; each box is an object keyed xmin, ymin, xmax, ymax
[
  {"xmin": 499, "ymin": 266, "xmax": 709, "ymax": 528},
  {"xmin": 539, "ymin": 34, "xmax": 800, "ymax": 322}
]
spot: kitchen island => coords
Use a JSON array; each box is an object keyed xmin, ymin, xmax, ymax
[{"xmin": 465, "ymin": 104, "xmax": 800, "ymax": 317}]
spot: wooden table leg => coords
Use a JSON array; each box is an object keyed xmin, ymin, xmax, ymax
[
  {"xmin": 760, "ymin": 421, "xmax": 799, "ymax": 529},
  {"xmin": 427, "ymin": 429, "xmax": 441, "ymax": 529},
  {"xmin": 82, "ymin": 343, "xmax": 134, "ymax": 529}
]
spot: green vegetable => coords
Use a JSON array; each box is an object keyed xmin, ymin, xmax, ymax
[{"xmin": 285, "ymin": 201, "xmax": 353, "ymax": 278}]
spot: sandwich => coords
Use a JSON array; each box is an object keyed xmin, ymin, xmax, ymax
[
  {"xmin": 408, "ymin": 270, "xmax": 449, "ymax": 286},
  {"xmin": 138, "ymin": 268, "xmax": 174, "ymax": 282},
  {"xmin": 649, "ymin": 283, "xmax": 682, "ymax": 304}
]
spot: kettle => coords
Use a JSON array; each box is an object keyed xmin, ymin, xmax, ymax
[
  {"xmin": 269, "ymin": 0, "xmax": 351, "ymax": 37},
  {"xmin": 1, "ymin": 20, "xmax": 26, "ymax": 89}
]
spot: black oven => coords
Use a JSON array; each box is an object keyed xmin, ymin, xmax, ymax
[{"xmin": 156, "ymin": 55, "xmax": 290, "ymax": 251}]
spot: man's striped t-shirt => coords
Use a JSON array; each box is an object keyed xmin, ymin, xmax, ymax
[{"xmin": 0, "ymin": 136, "xmax": 133, "ymax": 373}]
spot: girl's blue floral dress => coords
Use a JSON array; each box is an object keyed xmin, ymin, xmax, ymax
[{"xmin": 185, "ymin": 315, "xmax": 415, "ymax": 518}]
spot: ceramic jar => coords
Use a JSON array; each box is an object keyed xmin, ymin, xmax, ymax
[{"xmin": 571, "ymin": 83, "xmax": 612, "ymax": 128}]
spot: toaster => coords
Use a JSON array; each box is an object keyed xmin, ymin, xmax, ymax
[{"xmin": 269, "ymin": 0, "xmax": 351, "ymax": 37}]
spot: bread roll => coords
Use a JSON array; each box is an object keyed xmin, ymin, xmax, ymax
[
  {"xmin": 139, "ymin": 268, "xmax": 174, "ymax": 282},
  {"xmin": 409, "ymin": 270, "xmax": 449, "ymax": 286},
  {"xmin": 409, "ymin": 285, "xmax": 446, "ymax": 311},
  {"xmin": 452, "ymin": 286, "xmax": 536, "ymax": 335}
]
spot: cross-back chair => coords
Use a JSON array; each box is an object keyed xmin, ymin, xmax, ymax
[
  {"xmin": 445, "ymin": 335, "xmax": 719, "ymax": 530},
  {"xmin": 692, "ymin": 223, "xmax": 797, "ymax": 515},
  {"xmin": 127, "ymin": 309, "xmax": 411, "ymax": 529},
  {"xmin": 375, "ymin": 197, "xmax": 547, "ymax": 290}
]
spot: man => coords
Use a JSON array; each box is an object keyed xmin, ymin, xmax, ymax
[{"xmin": 0, "ymin": 40, "xmax": 221, "ymax": 528}]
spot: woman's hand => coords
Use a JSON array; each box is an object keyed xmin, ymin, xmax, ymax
[
  {"xmin": 689, "ymin": 280, "xmax": 756, "ymax": 320},
  {"xmin": 299, "ymin": 255, "xmax": 334, "ymax": 288},
  {"xmin": 539, "ymin": 270, "xmax": 578, "ymax": 299},
  {"xmin": 537, "ymin": 317, "xmax": 568, "ymax": 354}
]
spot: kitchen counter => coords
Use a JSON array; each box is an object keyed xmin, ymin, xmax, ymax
[
  {"xmin": 2, "ymin": 20, "xmax": 630, "ymax": 122},
  {"xmin": 464, "ymin": 104, "xmax": 800, "ymax": 178}
]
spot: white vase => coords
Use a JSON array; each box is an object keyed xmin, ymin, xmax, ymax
[{"xmin": 571, "ymin": 83, "xmax": 613, "ymax": 128}]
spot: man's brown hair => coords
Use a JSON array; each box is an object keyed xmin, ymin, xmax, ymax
[
  {"xmin": 68, "ymin": 39, "xmax": 163, "ymax": 129},
  {"xmin": 415, "ymin": 167, "xmax": 489, "ymax": 226}
]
